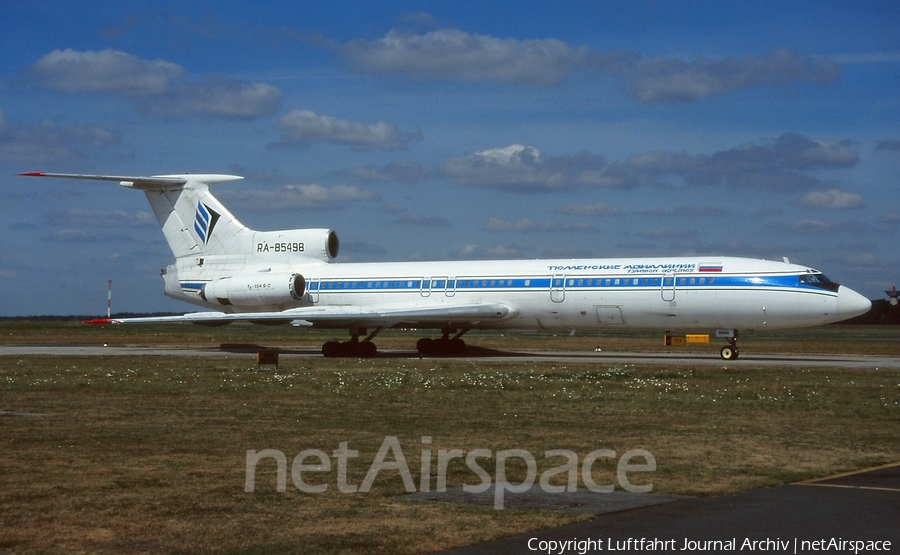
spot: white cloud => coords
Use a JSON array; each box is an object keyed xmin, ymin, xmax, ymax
[
  {"xmin": 341, "ymin": 29, "xmax": 602, "ymax": 86},
  {"xmin": 801, "ymin": 188, "xmax": 864, "ymax": 209},
  {"xmin": 603, "ymin": 133, "xmax": 858, "ymax": 191},
  {"xmin": 26, "ymin": 48, "xmax": 183, "ymax": 96},
  {"xmin": 621, "ymin": 49, "xmax": 840, "ymax": 104},
  {"xmin": 275, "ymin": 110, "xmax": 422, "ymax": 150},
  {"xmin": 220, "ymin": 184, "xmax": 378, "ymax": 210},
  {"xmin": 24, "ymin": 49, "xmax": 281, "ymax": 120},
  {"xmin": 143, "ymin": 78, "xmax": 282, "ymax": 120},
  {"xmin": 0, "ymin": 118, "xmax": 120, "ymax": 163},
  {"xmin": 339, "ymin": 30, "xmax": 839, "ymax": 104},
  {"xmin": 441, "ymin": 144, "xmax": 589, "ymax": 191},
  {"xmin": 440, "ymin": 134, "xmax": 856, "ymax": 193},
  {"xmin": 289, "ymin": 184, "xmax": 375, "ymax": 203}
]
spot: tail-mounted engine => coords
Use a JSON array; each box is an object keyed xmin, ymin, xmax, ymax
[
  {"xmin": 252, "ymin": 229, "xmax": 339, "ymax": 261},
  {"xmin": 201, "ymin": 273, "xmax": 306, "ymax": 307}
]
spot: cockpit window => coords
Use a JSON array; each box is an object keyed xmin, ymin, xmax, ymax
[{"xmin": 799, "ymin": 272, "xmax": 840, "ymax": 292}]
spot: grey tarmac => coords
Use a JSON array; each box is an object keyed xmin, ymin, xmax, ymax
[
  {"xmin": 432, "ymin": 464, "xmax": 900, "ymax": 554},
  {"xmin": 1, "ymin": 344, "xmax": 899, "ymax": 369}
]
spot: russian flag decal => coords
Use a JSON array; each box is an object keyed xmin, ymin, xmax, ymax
[{"xmin": 699, "ymin": 265, "xmax": 723, "ymax": 272}]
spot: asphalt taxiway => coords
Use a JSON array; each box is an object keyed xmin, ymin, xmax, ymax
[
  {"xmin": 432, "ymin": 463, "xmax": 900, "ymax": 554},
  {"xmin": 1, "ymin": 344, "xmax": 899, "ymax": 368}
]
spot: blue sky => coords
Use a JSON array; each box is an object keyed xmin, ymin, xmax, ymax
[{"xmin": 1, "ymin": 1, "xmax": 898, "ymax": 315}]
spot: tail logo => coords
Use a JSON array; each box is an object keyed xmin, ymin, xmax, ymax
[{"xmin": 194, "ymin": 202, "xmax": 221, "ymax": 244}]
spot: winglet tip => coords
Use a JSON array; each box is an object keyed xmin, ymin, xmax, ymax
[{"xmin": 19, "ymin": 172, "xmax": 46, "ymax": 177}]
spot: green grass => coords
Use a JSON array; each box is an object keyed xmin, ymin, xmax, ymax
[{"xmin": 0, "ymin": 323, "xmax": 898, "ymax": 554}]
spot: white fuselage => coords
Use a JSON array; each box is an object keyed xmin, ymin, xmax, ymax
[{"xmin": 165, "ymin": 255, "xmax": 870, "ymax": 332}]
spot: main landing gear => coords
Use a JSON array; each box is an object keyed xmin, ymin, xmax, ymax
[
  {"xmin": 322, "ymin": 327, "xmax": 381, "ymax": 358},
  {"xmin": 416, "ymin": 329, "xmax": 469, "ymax": 356},
  {"xmin": 320, "ymin": 327, "xmax": 470, "ymax": 358}
]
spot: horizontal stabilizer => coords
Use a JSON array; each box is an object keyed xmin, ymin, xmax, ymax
[{"xmin": 20, "ymin": 172, "xmax": 242, "ymax": 191}]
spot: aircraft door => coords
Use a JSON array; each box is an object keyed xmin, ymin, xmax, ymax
[
  {"xmin": 420, "ymin": 277, "xmax": 432, "ymax": 297},
  {"xmin": 445, "ymin": 276, "xmax": 456, "ymax": 297},
  {"xmin": 550, "ymin": 275, "xmax": 566, "ymax": 303},
  {"xmin": 661, "ymin": 273, "xmax": 676, "ymax": 302},
  {"xmin": 308, "ymin": 279, "xmax": 321, "ymax": 303}
]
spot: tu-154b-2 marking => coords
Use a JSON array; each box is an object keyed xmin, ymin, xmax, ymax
[{"xmin": 20, "ymin": 172, "xmax": 871, "ymax": 359}]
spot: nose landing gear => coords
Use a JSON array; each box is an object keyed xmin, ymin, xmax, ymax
[{"xmin": 719, "ymin": 331, "xmax": 739, "ymax": 360}]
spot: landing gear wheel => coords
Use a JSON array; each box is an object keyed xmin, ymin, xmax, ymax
[
  {"xmin": 359, "ymin": 341, "xmax": 377, "ymax": 358},
  {"xmin": 416, "ymin": 338, "xmax": 434, "ymax": 356},
  {"xmin": 322, "ymin": 341, "xmax": 342, "ymax": 358},
  {"xmin": 448, "ymin": 337, "xmax": 466, "ymax": 355},
  {"xmin": 720, "ymin": 346, "xmax": 739, "ymax": 360}
]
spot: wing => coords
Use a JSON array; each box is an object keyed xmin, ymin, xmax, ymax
[{"xmin": 85, "ymin": 302, "xmax": 515, "ymax": 328}]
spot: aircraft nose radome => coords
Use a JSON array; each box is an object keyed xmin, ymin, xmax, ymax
[{"xmin": 837, "ymin": 286, "xmax": 871, "ymax": 320}]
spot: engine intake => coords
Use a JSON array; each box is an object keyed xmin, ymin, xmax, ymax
[{"xmin": 201, "ymin": 273, "xmax": 306, "ymax": 307}]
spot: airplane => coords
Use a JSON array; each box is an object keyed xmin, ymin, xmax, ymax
[{"xmin": 20, "ymin": 171, "xmax": 872, "ymax": 360}]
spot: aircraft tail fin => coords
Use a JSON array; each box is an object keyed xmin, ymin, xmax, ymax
[
  {"xmin": 140, "ymin": 174, "xmax": 248, "ymax": 259},
  {"xmin": 21, "ymin": 172, "xmax": 339, "ymax": 262},
  {"xmin": 20, "ymin": 172, "xmax": 249, "ymax": 259}
]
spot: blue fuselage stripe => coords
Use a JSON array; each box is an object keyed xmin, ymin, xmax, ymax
[{"xmin": 299, "ymin": 274, "xmax": 834, "ymax": 295}]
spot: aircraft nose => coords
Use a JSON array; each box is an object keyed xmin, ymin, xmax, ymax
[{"xmin": 837, "ymin": 286, "xmax": 871, "ymax": 320}]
